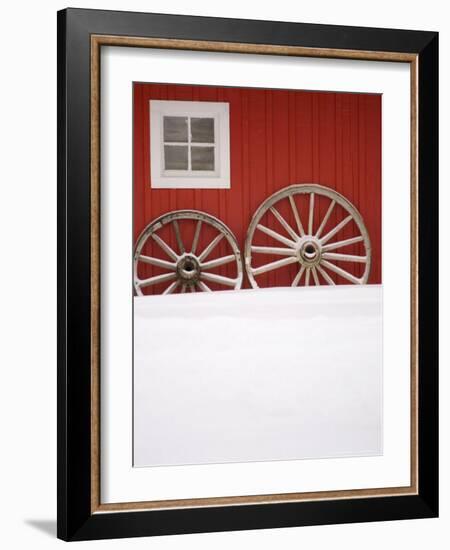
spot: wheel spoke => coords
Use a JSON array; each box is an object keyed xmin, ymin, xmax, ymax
[
  {"xmin": 163, "ymin": 281, "xmax": 179, "ymax": 295},
  {"xmin": 321, "ymin": 235, "xmax": 364, "ymax": 252},
  {"xmin": 201, "ymin": 272, "xmax": 237, "ymax": 287},
  {"xmin": 197, "ymin": 281, "xmax": 212, "ymax": 292},
  {"xmin": 305, "ymin": 267, "xmax": 311, "ymax": 286},
  {"xmin": 315, "ymin": 199, "xmax": 336, "ymax": 238},
  {"xmin": 308, "ymin": 192, "xmax": 315, "ymax": 235},
  {"xmin": 270, "ymin": 207, "xmax": 299, "ymax": 241},
  {"xmin": 322, "ymin": 252, "xmax": 367, "ymax": 263},
  {"xmin": 189, "ymin": 285, "xmax": 196, "ymax": 292},
  {"xmin": 172, "ymin": 220, "xmax": 185, "ymax": 254},
  {"xmin": 191, "ymin": 220, "xmax": 202, "ymax": 254},
  {"xmin": 137, "ymin": 255, "xmax": 176, "ymax": 270},
  {"xmin": 198, "ymin": 233, "xmax": 224, "ymax": 262},
  {"xmin": 320, "ymin": 215, "xmax": 353, "ymax": 245},
  {"xmin": 251, "ymin": 245, "xmax": 296, "ymax": 256},
  {"xmin": 181, "ymin": 284, "xmax": 187, "ymax": 293},
  {"xmin": 316, "ymin": 264, "xmax": 335, "ymax": 285},
  {"xmin": 201, "ymin": 255, "xmax": 235, "ymax": 270},
  {"xmin": 320, "ymin": 260, "xmax": 362, "ymax": 284},
  {"xmin": 292, "ymin": 265, "xmax": 306, "ymax": 287},
  {"xmin": 311, "ymin": 266, "xmax": 320, "ymax": 286},
  {"xmin": 137, "ymin": 272, "xmax": 176, "ymax": 288},
  {"xmin": 289, "ymin": 195, "xmax": 305, "ymax": 237},
  {"xmin": 251, "ymin": 256, "xmax": 298, "ymax": 276},
  {"xmin": 256, "ymin": 224, "xmax": 297, "ymax": 248},
  {"xmin": 151, "ymin": 233, "xmax": 178, "ymax": 261}
]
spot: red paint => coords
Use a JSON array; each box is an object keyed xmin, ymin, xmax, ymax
[{"xmin": 134, "ymin": 83, "xmax": 381, "ymax": 293}]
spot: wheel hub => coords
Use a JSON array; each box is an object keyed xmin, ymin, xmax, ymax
[
  {"xmin": 176, "ymin": 254, "xmax": 201, "ymax": 284},
  {"xmin": 297, "ymin": 237, "xmax": 322, "ymax": 266}
]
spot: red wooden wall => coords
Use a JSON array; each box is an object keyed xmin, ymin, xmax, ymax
[{"xmin": 133, "ymin": 83, "xmax": 381, "ymax": 293}]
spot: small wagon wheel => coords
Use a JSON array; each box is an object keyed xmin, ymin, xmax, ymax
[
  {"xmin": 244, "ymin": 184, "xmax": 371, "ymax": 288},
  {"xmin": 134, "ymin": 210, "xmax": 243, "ymax": 295}
]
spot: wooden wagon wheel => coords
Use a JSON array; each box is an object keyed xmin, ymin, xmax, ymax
[
  {"xmin": 244, "ymin": 184, "xmax": 371, "ymax": 288},
  {"xmin": 134, "ymin": 210, "xmax": 243, "ymax": 295}
]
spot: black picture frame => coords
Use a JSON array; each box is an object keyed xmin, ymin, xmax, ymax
[{"xmin": 57, "ymin": 7, "xmax": 438, "ymax": 541}]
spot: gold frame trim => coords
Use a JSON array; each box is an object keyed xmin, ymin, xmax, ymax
[{"xmin": 90, "ymin": 35, "xmax": 419, "ymax": 514}]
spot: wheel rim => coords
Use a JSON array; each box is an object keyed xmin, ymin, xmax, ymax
[
  {"xmin": 134, "ymin": 210, "xmax": 243, "ymax": 295},
  {"xmin": 244, "ymin": 184, "xmax": 371, "ymax": 288}
]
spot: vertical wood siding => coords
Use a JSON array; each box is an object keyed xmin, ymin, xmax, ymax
[{"xmin": 134, "ymin": 83, "xmax": 381, "ymax": 293}]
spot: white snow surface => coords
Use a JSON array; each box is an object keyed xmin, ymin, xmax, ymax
[{"xmin": 133, "ymin": 285, "xmax": 382, "ymax": 467}]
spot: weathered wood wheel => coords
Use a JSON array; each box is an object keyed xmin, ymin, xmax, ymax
[
  {"xmin": 134, "ymin": 210, "xmax": 243, "ymax": 295},
  {"xmin": 244, "ymin": 184, "xmax": 371, "ymax": 288}
]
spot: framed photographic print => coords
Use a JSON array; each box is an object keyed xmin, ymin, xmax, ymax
[{"xmin": 57, "ymin": 8, "xmax": 438, "ymax": 541}]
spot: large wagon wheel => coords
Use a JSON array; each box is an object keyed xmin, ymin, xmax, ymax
[
  {"xmin": 245, "ymin": 184, "xmax": 371, "ymax": 288},
  {"xmin": 134, "ymin": 210, "xmax": 243, "ymax": 295}
]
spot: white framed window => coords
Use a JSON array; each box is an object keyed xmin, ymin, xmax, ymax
[{"xmin": 149, "ymin": 100, "xmax": 230, "ymax": 189}]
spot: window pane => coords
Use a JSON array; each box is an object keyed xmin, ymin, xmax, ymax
[
  {"xmin": 191, "ymin": 146, "xmax": 215, "ymax": 171},
  {"xmin": 164, "ymin": 145, "xmax": 188, "ymax": 170},
  {"xmin": 163, "ymin": 116, "xmax": 188, "ymax": 142},
  {"xmin": 191, "ymin": 118, "xmax": 214, "ymax": 143}
]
